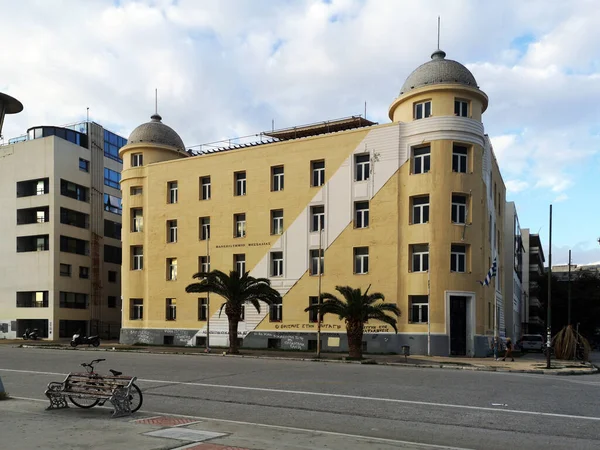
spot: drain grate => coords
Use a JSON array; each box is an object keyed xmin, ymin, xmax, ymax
[{"xmin": 133, "ymin": 416, "xmax": 200, "ymax": 426}]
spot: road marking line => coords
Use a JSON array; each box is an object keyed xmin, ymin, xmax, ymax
[
  {"xmin": 11, "ymin": 396, "xmax": 472, "ymax": 450},
  {"xmin": 5, "ymin": 368, "xmax": 600, "ymax": 422}
]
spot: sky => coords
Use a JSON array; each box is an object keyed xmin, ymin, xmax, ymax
[{"xmin": 1, "ymin": 0, "xmax": 599, "ymax": 266}]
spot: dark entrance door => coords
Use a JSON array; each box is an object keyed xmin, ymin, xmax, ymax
[{"xmin": 450, "ymin": 296, "xmax": 467, "ymax": 356}]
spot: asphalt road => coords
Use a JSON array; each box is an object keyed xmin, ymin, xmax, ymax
[{"xmin": 1, "ymin": 346, "xmax": 599, "ymax": 450}]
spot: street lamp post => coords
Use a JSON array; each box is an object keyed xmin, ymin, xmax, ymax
[
  {"xmin": 567, "ymin": 249, "xmax": 571, "ymax": 326},
  {"xmin": 206, "ymin": 236, "xmax": 211, "ymax": 353},
  {"xmin": 546, "ymin": 205, "xmax": 553, "ymax": 369},
  {"xmin": 316, "ymin": 227, "xmax": 324, "ymax": 358}
]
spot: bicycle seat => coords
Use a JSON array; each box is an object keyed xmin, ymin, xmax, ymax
[{"xmin": 109, "ymin": 369, "xmax": 122, "ymax": 376}]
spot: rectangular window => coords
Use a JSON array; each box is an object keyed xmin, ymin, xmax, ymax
[
  {"xmin": 168, "ymin": 181, "xmax": 178, "ymax": 204},
  {"xmin": 200, "ymin": 176, "xmax": 211, "ymax": 200},
  {"xmin": 104, "ymin": 244, "xmax": 122, "ymax": 265},
  {"xmin": 59, "ymin": 292, "xmax": 88, "ymax": 309},
  {"xmin": 450, "ymin": 244, "xmax": 467, "ymax": 273},
  {"xmin": 270, "ymin": 251, "xmax": 283, "ymax": 277},
  {"xmin": 411, "ymin": 244, "xmax": 429, "ymax": 272},
  {"xmin": 451, "ymin": 194, "xmax": 468, "ymax": 224},
  {"xmin": 61, "ymin": 179, "xmax": 89, "ymax": 202},
  {"xmin": 130, "ymin": 186, "xmax": 143, "ymax": 196},
  {"xmin": 60, "ymin": 207, "xmax": 89, "ymax": 229},
  {"xmin": 234, "ymin": 254, "xmax": 246, "ymax": 275},
  {"xmin": 167, "ymin": 219, "xmax": 178, "ymax": 243},
  {"xmin": 79, "ymin": 158, "xmax": 89, "ymax": 172},
  {"xmin": 354, "ymin": 201, "xmax": 369, "ymax": 228},
  {"xmin": 16, "ymin": 207, "xmax": 49, "ymax": 225},
  {"xmin": 271, "ymin": 209, "xmax": 283, "ymax": 235},
  {"xmin": 104, "ymin": 193, "xmax": 122, "ymax": 215},
  {"xmin": 131, "ymin": 208, "xmax": 143, "ymax": 232},
  {"xmin": 234, "ymin": 213, "xmax": 246, "ymax": 238},
  {"xmin": 60, "ymin": 236, "xmax": 89, "ymax": 255},
  {"xmin": 308, "ymin": 296, "xmax": 319, "ymax": 323},
  {"xmin": 412, "ymin": 196, "xmax": 430, "ymax": 224},
  {"xmin": 15, "ymin": 234, "xmax": 50, "ymax": 252},
  {"xmin": 410, "ymin": 295, "xmax": 429, "ymax": 323},
  {"xmin": 413, "ymin": 146, "xmax": 431, "ymax": 174},
  {"xmin": 104, "ymin": 219, "xmax": 122, "ymax": 240},
  {"xmin": 199, "ymin": 217, "xmax": 211, "ymax": 240},
  {"xmin": 235, "ymin": 171, "xmax": 246, "ymax": 196},
  {"xmin": 103, "ymin": 130, "xmax": 125, "ymax": 163},
  {"xmin": 309, "ymin": 249, "xmax": 324, "ymax": 276},
  {"xmin": 452, "ymin": 145, "xmax": 468, "ymax": 173},
  {"xmin": 132, "ymin": 246, "xmax": 143, "ymax": 270},
  {"xmin": 414, "ymin": 100, "xmax": 432, "ymax": 119},
  {"xmin": 355, "ymin": 154, "xmax": 370, "ymax": 181},
  {"xmin": 17, "ymin": 178, "xmax": 49, "ymax": 197},
  {"xmin": 199, "ymin": 255, "xmax": 210, "ymax": 273},
  {"xmin": 271, "ymin": 166, "xmax": 284, "ymax": 192},
  {"xmin": 198, "ymin": 298, "xmax": 208, "ymax": 321},
  {"xmin": 16, "ymin": 291, "xmax": 49, "ymax": 308},
  {"xmin": 454, "ymin": 100, "xmax": 469, "ymax": 117},
  {"xmin": 108, "ymin": 296, "xmax": 117, "ymax": 308},
  {"xmin": 130, "ymin": 299, "xmax": 143, "ymax": 320},
  {"xmin": 108, "ymin": 270, "xmax": 117, "ymax": 283},
  {"xmin": 311, "ymin": 160, "xmax": 325, "ymax": 187},
  {"xmin": 166, "ymin": 298, "xmax": 177, "ymax": 321},
  {"xmin": 167, "ymin": 258, "xmax": 177, "ymax": 281},
  {"xmin": 37, "ymin": 210, "xmax": 47, "ymax": 223},
  {"xmin": 79, "ymin": 266, "xmax": 89, "ymax": 279},
  {"xmin": 311, "ymin": 205, "xmax": 325, "ymax": 232},
  {"xmin": 239, "ymin": 305, "xmax": 245, "ymax": 322},
  {"xmin": 60, "ymin": 263, "xmax": 72, "ymax": 277},
  {"xmin": 131, "ymin": 153, "xmax": 143, "ymax": 167},
  {"xmin": 354, "ymin": 247, "xmax": 369, "ymax": 274},
  {"xmin": 104, "ymin": 168, "xmax": 121, "ymax": 189},
  {"xmin": 269, "ymin": 299, "xmax": 283, "ymax": 322}
]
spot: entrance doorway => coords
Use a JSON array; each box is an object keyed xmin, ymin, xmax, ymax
[{"xmin": 450, "ymin": 296, "xmax": 467, "ymax": 355}]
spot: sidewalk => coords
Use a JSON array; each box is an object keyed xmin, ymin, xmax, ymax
[
  {"xmin": 4, "ymin": 339, "xmax": 598, "ymax": 375},
  {"xmin": 0, "ymin": 397, "xmax": 440, "ymax": 450}
]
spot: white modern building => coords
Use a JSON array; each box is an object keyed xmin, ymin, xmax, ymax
[
  {"xmin": 502, "ymin": 201, "xmax": 523, "ymax": 340},
  {"xmin": 0, "ymin": 122, "xmax": 125, "ymax": 340}
]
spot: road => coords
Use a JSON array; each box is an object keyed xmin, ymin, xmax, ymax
[{"xmin": 1, "ymin": 346, "xmax": 599, "ymax": 449}]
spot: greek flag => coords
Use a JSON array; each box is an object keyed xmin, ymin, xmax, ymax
[{"xmin": 479, "ymin": 257, "xmax": 497, "ymax": 286}]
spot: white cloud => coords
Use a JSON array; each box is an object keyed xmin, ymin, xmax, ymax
[
  {"xmin": 505, "ymin": 180, "xmax": 529, "ymax": 193},
  {"xmin": 554, "ymin": 193, "xmax": 568, "ymax": 202}
]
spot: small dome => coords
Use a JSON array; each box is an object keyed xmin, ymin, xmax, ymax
[
  {"xmin": 400, "ymin": 49, "xmax": 478, "ymax": 95},
  {"xmin": 128, "ymin": 114, "xmax": 185, "ymax": 151}
]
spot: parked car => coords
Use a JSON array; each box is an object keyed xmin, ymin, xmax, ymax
[{"xmin": 520, "ymin": 334, "xmax": 544, "ymax": 352}]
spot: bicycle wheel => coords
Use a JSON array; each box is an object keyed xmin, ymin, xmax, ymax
[
  {"xmin": 129, "ymin": 383, "xmax": 143, "ymax": 412},
  {"xmin": 69, "ymin": 380, "xmax": 102, "ymax": 408}
]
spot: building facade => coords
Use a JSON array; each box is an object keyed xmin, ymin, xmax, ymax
[
  {"xmin": 502, "ymin": 202, "xmax": 523, "ymax": 340},
  {"xmin": 119, "ymin": 49, "xmax": 508, "ymax": 356},
  {"xmin": 521, "ymin": 230, "xmax": 545, "ymax": 334},
  {"xmin": 0, "ymin": 122, "xmax": 124, "ymax": 340}
]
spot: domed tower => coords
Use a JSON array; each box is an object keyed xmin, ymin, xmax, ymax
[
  {"xmin": 119, "ymin": 114, "xmax": 187, "ymax": 337},
  {"xmin": 390, "ymin": 49, "xmax": 493, "ymax": 357}
]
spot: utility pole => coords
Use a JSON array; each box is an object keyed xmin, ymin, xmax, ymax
[
  {"xmin": 316, "ymin": 227, "xmax": 324, "ymax": 358},
  {"xmin": 206, "ymin": 235, "xmax": 211, "ymax": 353},
  {"xmin": 567, "ymin": 249, "xmax": 572, "ymax": 326},
  {"xmin": 427, "ymin": 243, "xmax": 431, "ymax": 356},
  {"xmin": 546, "ymin": 205, "xmax": 553, "ymax": 369}
]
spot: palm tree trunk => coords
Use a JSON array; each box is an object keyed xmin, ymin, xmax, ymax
[
  {"xmin": 346, "ymin": 321, "xmax": 364, "ymax": 359},
  {"xmin": 228, "ymin": 318, "xmax": 240, "ymax": 354}
]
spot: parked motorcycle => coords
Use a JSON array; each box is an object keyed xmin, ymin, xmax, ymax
[
  {"xmin": 23, "ymin": 328, "xmax": 39, "ymax": 340},
  {"xmin": 70, "ymin": 333, "xmax": 100, "ymax": 348}
]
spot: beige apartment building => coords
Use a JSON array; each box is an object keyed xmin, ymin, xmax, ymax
[
  {"xmin": 0, "ymin": 122, "xmax": 124, "ymax": 340},
  {"xmin": 118, "ymin": 49, "xmax": 511, "ymax": 356}
]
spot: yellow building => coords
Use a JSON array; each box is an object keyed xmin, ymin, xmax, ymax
[{"xmin": 119, "ymin": 49, "xmax": 507, "ymax": 356}]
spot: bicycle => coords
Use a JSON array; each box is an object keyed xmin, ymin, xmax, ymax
[{"xmin": 69, "ymin": 358, "xmax": 143, "ymax": 412}]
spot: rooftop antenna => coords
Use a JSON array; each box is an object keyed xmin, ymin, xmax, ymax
[
  {"xmin": 437, "ymin": 16, "xmax": 441, "ymax": 50},
  {"xmin": 155, "ymin": 88, "xmax": 158, "ymax": 115}
]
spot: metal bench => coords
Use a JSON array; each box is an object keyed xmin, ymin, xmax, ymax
[{"xmin": 45, "ymin": 372, "xmax": 138, "ymax": 418}]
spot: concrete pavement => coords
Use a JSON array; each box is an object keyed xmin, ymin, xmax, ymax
[{"xmin": 1, "ymin": 346, "xmax": 600, "ymax": 449}]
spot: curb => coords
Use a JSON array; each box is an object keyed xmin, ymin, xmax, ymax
[{"xmin": 17, "ymin": 344, "xmax": 599, "ymax": 376}]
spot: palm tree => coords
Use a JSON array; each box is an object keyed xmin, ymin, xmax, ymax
[
  {"xmin": 185, "ymin": 269, "xmax": 282, "ymax": 354},
  {"xmin": 305, "ymin": 285, "xmax": 400, "ymax": 359}
]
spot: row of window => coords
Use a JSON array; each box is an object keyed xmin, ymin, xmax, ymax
[
  {"xmin": 129, "ymin": 294, "xmax": 432, "ymax": 324},
  {"xmin": 157, "ymin": 145, "xmax": 467, "ymax": 206},
  {"xmin": 413, "ymin": 99, "xmax": 470, "ymax": 120},
  {"xmin": 132, "ymin": 243, "xmax": 469, "ymax": 279},
  {"xmin": 58, "ymin": 263, "xmax": 118, "ymax": 282}
]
